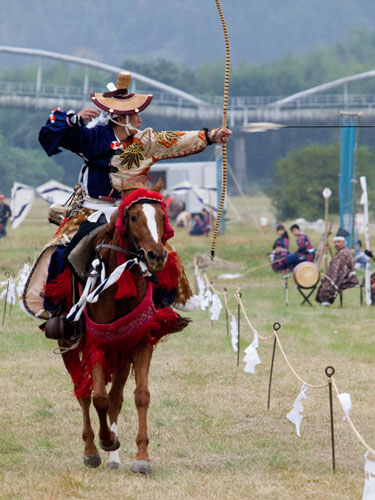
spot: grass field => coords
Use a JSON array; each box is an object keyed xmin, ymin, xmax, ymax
[{"xmin": 0, "ymin": 197, "xmax": 373, "ymax": 499}]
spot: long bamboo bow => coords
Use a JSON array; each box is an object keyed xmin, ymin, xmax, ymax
[{"xmin": 211, "ymin": 0, "xmax": 230, "ymax": 259}]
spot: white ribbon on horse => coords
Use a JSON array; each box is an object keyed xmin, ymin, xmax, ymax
[
  {"xmin": 209, "ymin": 293, "xmax": 223, "ymax": 321},
  {"xmin": 363, "ymin": 452, "xmax": 375, "ymax": 500},
  {"xmin": 243, "ymin": 331, "xmax": 261, "ymax": 374},
  {"xmin": 286, "ymin": 384, "xmax": 308, "ymax": 437},
  {"xmin": 66, "ymin": 258, "xmax": 150, "ymax": 322},
  {"xmin": 337, "ymin": 392, "xmax": 352, "ymax": 421},
  {"xmin": 230, "ymin": 314, "xmax": 238, "ymax": 352}
]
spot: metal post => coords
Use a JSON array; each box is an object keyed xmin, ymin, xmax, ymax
[
  {"xmin": 83, "ymin": 66, "xmax": 89, "ymax": 100},
  {"xmin": 282, "ymin": 275, "xmax": 291, "ymax": 306},
  {"xmin": 8, "ymin": 273, "xmax": 15, "ymax": 317},
  {"xmin": 224, "ymin": 288, "xmax": 229, "ymax": 337},
  {"xmin": 2, "ymin": 272, "xmax": 10, "ymax": 326},
  {"xmin": 267, "ymin": 322, "xmax": 281, "ymax": 409},
  {"xmin": 237, "ymin": 293, "xmax": 241, "ymax": 366},
  {"xmin": 36, "ymin": 57, "xmax": 42, "ymax": 100},
  {"xmin": 325, "ymin": 366, "xmax": 336, "ymax": 473}
]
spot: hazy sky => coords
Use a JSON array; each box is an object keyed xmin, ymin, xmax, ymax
[{"xmin": 1, "ymin": 0, "xmax": 374, "ymax": 67}]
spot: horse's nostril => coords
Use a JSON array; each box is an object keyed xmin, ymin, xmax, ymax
[{"xmin": 147, "ymin": 250, "xmax": 158, "ymax": 261}]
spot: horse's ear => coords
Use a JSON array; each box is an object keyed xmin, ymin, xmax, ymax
[{"xmin": 153, "ymin": 177, "xmax": 163, "ymax": 193}]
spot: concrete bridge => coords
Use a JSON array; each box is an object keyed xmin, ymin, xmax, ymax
[{"xmin": 1, "ymin": 46, "xmax": 375, "ymax": 126}]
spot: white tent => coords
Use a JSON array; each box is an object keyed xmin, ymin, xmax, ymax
[
  {"xmin": 166, "ymin": 180, "xmax": 218, "ymax": 213},
  {"xmin": 11, "ymin": 180, "xmax": 73, "ymax": 229}
]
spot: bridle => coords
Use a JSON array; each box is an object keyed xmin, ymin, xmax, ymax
[{"xmin": 95, "ymin": 198, "xmax": 165, "ymax": 264}]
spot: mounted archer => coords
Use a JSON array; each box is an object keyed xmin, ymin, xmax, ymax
[{"xmin": 30, "ymin": 71, "xmax": 231, "ymax": 324}]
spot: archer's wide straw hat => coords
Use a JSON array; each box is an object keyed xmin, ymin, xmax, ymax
[{"xmin": 90, "ymin": 72, "xmax": 153, "ymax": 115}]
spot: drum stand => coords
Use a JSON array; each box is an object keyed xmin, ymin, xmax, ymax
[
  {"xmin": 282, "ymin": 274, "xmax": 291, "ymax": 306},
  {"xmin": 297, "ymin": 285, "xmax": 317, "ymax": 306}
]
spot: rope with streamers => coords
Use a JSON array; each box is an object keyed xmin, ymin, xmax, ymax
[
  {"xmin": 234, "ymin": 291, "xmax": 328, "ymax": 389},
  {"xmin": 331, "ymin": 376, "xmax": 375, "ymax": 457},
  {"xmin": 211, "ymin": 0, "xmax": 230, "ymax": 260}
]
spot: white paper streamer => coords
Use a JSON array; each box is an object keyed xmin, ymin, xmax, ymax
[
  {"xmin": 16, "ymin": 262, "xmax": 32, "ymax": 298},
  {"xmin": 0, "ymin": 278, "xmax": 16, "ymax": 305},
  {"xmin": 286, "ymin": 384, "xmax": 308, "ymax": 437},
  {"xmin": 243, "ymin": 331, "xmax": 261, "ymax": 374},
  {"xmin": 363, "ymin": 452, "xmax": 375, "ymax": 500},
  {"xmin": 197, "ymin": 276, "xmax": 206, "ymax": 310},
  {"xmin": 338, "ymin": 392, "xmax": 352, "ymax": 421},
  {"xmin": 230, "ymin": 315, "xmax": 238, "ymax": 352},
  {"xmin": 200, "ymin": 288, "xmax": 212, "ymax": 311},
  {"xmin": 209, "ymin": 293, "xmax": 223, "ymax": 321}
]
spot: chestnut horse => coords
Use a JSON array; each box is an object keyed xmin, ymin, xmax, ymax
[{"xmin": 59, "ymin": 179, "xmax": 186, "ymax": 472}]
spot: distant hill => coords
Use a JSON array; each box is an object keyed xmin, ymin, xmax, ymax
[{"xmin": 1, "ymin": 0, "xmax": 375, "ymax": 67}]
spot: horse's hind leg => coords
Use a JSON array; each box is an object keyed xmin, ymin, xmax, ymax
[
  {"xmin": 92, "ymin": 362, "xmax": 119, "ymax": 452},
  {"xmin": 131, "ymin": 342, "xmax": 153, "ymax": 475},
  {"xmin": 106, "ymin": 359, "xmax": 131, "ymax": 470},
  {"xmin": 79, "ymin": 397, "xmax": 101, "ymax": 468}
]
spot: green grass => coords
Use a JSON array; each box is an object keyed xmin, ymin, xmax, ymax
[{"xmin": 0, "ymin": 197, "xmax": 372, "ymax": 499}]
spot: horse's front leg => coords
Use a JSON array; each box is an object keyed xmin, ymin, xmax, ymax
[
  {"xmin": 58, "ymin": 341, "xmax": 101, "ymax": 468},
  {"xmin": 92, "ymin": 362, "xmax": 120, "ymax": 452},
  {"xmin": 131, "ymin": 342, "xmax": 153, "ymax": 475},
  {"xmin": 106, "ymin": 358, "xmax": 131, "ymax": 470},
  {"xmin": 79, "ymin": 396, "xmax": 102, "ymax": 468}
]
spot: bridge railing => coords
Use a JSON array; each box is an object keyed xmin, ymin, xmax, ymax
[{"xmin": 1, "ymin": 80, "xmax": 375, "ymax": 111}]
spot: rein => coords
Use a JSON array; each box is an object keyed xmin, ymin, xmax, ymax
[{"xmin": 95, "ymin": 242, "xmax": 144, "ymax": 261}]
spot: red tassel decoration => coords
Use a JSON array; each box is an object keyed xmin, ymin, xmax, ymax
[
  {"xmin": 155, "ymin": 252, "xmax": 180, "ymax": 291},
  {"xmin": 115, "ymin": 269, "xmax": 138, "ymax": 299},
  {"xmin": 44, "ymin": 266, "xmax": 73, "ymax": 309}
]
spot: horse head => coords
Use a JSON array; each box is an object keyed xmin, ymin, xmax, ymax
[{"xmin": 118, "ymin": 177, "xmax": 171, "ymax": 272}]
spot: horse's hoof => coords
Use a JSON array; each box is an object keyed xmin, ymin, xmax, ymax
[
  {"xmin": 107, "ymin": 461, "xmax": 121, "ymax": 471},
  {"xmin": 130, "ymin": 459, "xmax": 152, "ymax": 474},
  {"xmin": 99, "ymin": 436, "xmax": 120, "ymax": 452},
  {"xmin": 83, "ymin": 454, "xmax": 102, "ymax": 468}
]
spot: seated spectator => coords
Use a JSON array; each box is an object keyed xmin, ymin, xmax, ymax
[
  {"xmin": 270, "ymin": 241, "xmax": 290, "ymax": 273},
  {"xmin": 285, "ymin": 223, "xmax": 315, "ymax": 269},
  {"xmin": 189, "ymin": 209, "xmax": 210, "ymax": 236},
  {"xmin": 273, "ymin": 224, "xmax": 289, "ymax": 250},
  {"xmin": 200, "ymin": 208, "xmax": 211, "ymax": 235},
  {"xmin": 190, "ymin": 214, "xmax": 205, "ymax": 236},
  {"xmin": 353, "ymin": 240, "xmax": 368, "ymax": 269},
  {"xmin": 316, "ymin": 227, "xmax": 359, "ymax": 306}
]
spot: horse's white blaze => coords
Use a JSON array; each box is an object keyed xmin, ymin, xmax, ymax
[{"xmin": 142, "ymin": 204, "xmax": 159, "ymax": 244}]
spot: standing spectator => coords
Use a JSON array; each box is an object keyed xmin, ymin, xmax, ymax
[
  {"xmin": 285, "ymin": 223, "xmax": 315, "ymax": 268},
  {"xmin": 0, "ymin": 195, "xmax": 11, "ymax": 238}
]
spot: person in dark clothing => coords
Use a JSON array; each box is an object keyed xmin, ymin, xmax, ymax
[
  {"xmin": 0, "ymin": 195, "xmax": 12, "ymax": 238},
  {"xmin": 273, "ymin": 224, "xmax": 289, "ymax": 251},
  {"xmin": 285, "ymin": 224, "xmax": 315, "ymax": 268}
]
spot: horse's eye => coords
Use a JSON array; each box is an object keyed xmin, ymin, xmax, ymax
[{"xmin": 130, "ymin": 215, "xmax": 137, "ymax": 222}]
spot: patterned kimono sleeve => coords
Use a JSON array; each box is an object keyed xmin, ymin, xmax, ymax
[{"xmin": 139, "ymin": 128, "xmax": 211, "ymax": 162}]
